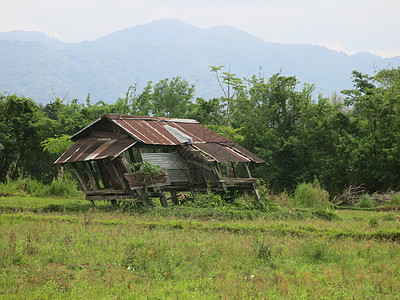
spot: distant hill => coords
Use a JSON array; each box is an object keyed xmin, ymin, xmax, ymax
[{"xmin": 1, "ymin": 19, "xmax": 399, "ymax": 103}]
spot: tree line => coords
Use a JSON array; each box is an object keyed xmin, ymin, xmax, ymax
[{"xmin": 1, "ymin": 67, "xmax": 399, "ymax": 196}]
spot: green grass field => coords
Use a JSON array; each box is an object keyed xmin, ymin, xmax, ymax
[{"xmin": 1, "ymin": 196, "xmax": 400, "ymax": 299}]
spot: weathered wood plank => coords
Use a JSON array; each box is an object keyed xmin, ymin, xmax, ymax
[{"xmin": 72, "ymin": 163, "xmax": 89, "ymax": 192}]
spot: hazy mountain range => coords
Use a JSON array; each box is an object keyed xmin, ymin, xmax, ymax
[{"xmin": 1, "ymin": 19, "xmax": 399, "ymax": 103}]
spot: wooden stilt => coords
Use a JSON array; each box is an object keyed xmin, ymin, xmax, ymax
[
  {"xmin": 171, "ymin": 191, "xmax": 179, "ymax": 205},
  {"xmin": 244, "ymin": 163, "xmax": 261, "ymax": 202},
  {"xmin": 72, "ymin": 163, "xmax": 89, "ymax": 192},
  {"xmin": 190, "ymin": 189, "xmax": 198, "ymax": 201},
  {"xmin": 84, "ymin": 162, "xmax": 100, "ymax": 190},
  {"xmin": 110, "ymin": 159, "xmax": 128, "ymax": 190},
  {"xmin": 160, "ymin": 193, "xmax": 168, "ymax": 207},
  {"xmin": 212, "ymin": 162, "xmax": 227, "ymax": 193},
  {"xmin": 231, "ymin": 162, "xmax": 238, "ymax": 178}
]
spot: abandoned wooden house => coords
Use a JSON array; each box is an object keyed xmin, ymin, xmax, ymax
[{"xmin": 55, "ymin": 113, "xmax": 264, "ymax": 206}]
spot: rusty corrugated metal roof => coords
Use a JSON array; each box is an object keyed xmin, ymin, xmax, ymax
[
  {"xmin": 54, "ymin": 137, "xmax": 136, "ymax": 164},
  {"xmin": 194, "ymin": 143, "xmax": 251, "ymax": 163},
  {"xmin": 67, "ymin": 114, "xmax": 264, "ymax": 164}
]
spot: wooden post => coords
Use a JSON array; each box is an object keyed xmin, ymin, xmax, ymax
[
  {"xmin": 212, "ymin": 162, "xmax": 227, "ymax": 193},
  {"xmin": 72, "ymin": 163, "xmax": 95, "ymax": 206},
  {"xmin": 171, "ymin": 191, "xmax": 179, "ymax": 205},
  {"xmin": 231, "ymin": 162, "xmax": 238, "ymax": 178},
  {"xmin": 128, "ymin": 148, "xmax": 135, "ymax": 164},
  {"xmin": 244, "ymin": 163, "xmax": 261, "ymax": 202},
  {"xmin": 72, "ymin": 163, "xmax": 89, "ymax": 192},
  {"xmin": 159, "ymin": 193, "xmax": 168, "ymax": 207},
  {"xmin": 244, "ymin": 163, "xmax": 252, "ymax": 178},
  {"xmin": 89, "ymin": 162, "xmax": 101, "ymax": 188},
  {"xmin": 84, "ymin": 162, "xmax": 100, "ymax": 190},
  {"xmin": 190, "ymin": 189, "xmax": 198, "ymax": 201},
  {"xmin": 110, "ymin": 159, "xmax": 128, "ymax": 190},
  {"xmin": 136, "ymin": 190, "xmax": 150, "ymax": 206}
]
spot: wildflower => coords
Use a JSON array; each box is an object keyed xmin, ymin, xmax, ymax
[{"xmin": 250, "ymin": 275, "xmax": 254, "ymax": 278}]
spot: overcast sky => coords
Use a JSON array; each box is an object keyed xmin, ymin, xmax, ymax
[{"xmin": 1, "ymin": 0, "xmax": 399, "ymax": 58}]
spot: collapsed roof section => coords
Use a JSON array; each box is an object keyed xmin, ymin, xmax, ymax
[{"xmin": 56, "ymin": 114, "xmax": 264, "ymax": 164}]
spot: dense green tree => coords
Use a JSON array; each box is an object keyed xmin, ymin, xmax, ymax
[
  {"xmin": 1, "ymin": 68, "xmax": 399, "ymax": 195},
  {"xmin": 186, "ymin": 97, "xmax": 223, "ymax": 125},
  {"xmin": 341, "ymin": 67, "xmax": 400, "ymax": 191},
  {"xmin": 0, "ymin": 94, "xmax": 54, "ymax": 181},
  {"xmin": 150, "ymin": 76, "xmax": 196, "ymax": 117},
  {"xmin": 209, "ymin": 65, "xmax": 246, "ymax": 126},
  {"xmin": 231, "ymin": 73, "xmax": 316, "ymax": 191}
]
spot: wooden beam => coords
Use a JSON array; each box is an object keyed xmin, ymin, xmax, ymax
[
  {"xmin": 72, "ymin": 163, "xmax": 89, "ymax": 192},
  {"xmin": 244, "ymin": 163, "xmax": 261, "ymax": 202},
  {"xmin": 244, "ymin": 163, "xmax": 252, "ymax": 178},
  {"xmin": 128, "ymin": 147, "xmax": 135, "ymax": 164},
  {"xmin": 110, "ymin": 160, "xmax": 128, "ymax": 190},
  {"xmin": 90, "ymin": 162, "xmax": 101, "ymax": 189},
  {"xmin": 83, "ymin": 161, "xmax": 100, "ymax": 190},
  {"xmin": 171, "ymin": 191, "xmax": 179, "ymax": 205},
  {"xmin": 231, "ymin": 162, "xmax": 238, "ymax": 178},
  {"xmin": 159, "ymin": 193, "xmax": 168, "ymax": 207},
  {"xmin": 96, "ymin": 160, "xmax": 111, "ymax": 188},
  {"xmin": 190, "ymin": 188, "xmax": 198, "ymax": 201},
  {"xmin": 85, "ymin": 189, "xmax": 129, "ymax": 195},
  {"xmin": 211, "ymin": 162, "xmax": 227, "ymax": 193},
  {"xmin": 185, "ymin": 158, "xmax": 213, "ymax": 171}
]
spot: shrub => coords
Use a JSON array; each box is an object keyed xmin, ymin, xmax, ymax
[
  {"xmin": 355, "ymin": 194, "xmax": 376, "ymax": 208},
  {"xmin": 0, "ymin": 178, "xmax": 80, "ymax": 198},
  {"xmin": 382, "ymin": 212, "xmax": 397, "ymax": 221},
  {"xmin": 368, "ymin": 217, "xmax": 380, "ymax": 228},
  {"xmin": 0, "ymin": 179, "xmax": 26, "ymax": 196},
  {"xmin": 389, "ymin": 193, "xmax": 400, "ymax": 206},
  {"xmin": 300, "ymin": 241, "xmax": 339, "ymax": 264},
  {"xmin": 292, "ymin": 179, "xmax": 331, "ymax": 209},
  {"xmin": 184, "ymin": 191, "xmax": 228, "ymax": 208},
  {"xmin": 49, "ymin": 179, "xmax": 79, "ymax": 197},
  {"xmin": 311, "ymin": 209, "xmax": 340, "ymax": 221},
  {"xmin": 26, "ymin": 179, "xmax": 50, "ymax": 197}
]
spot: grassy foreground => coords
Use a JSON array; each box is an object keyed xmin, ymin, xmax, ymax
[{"xmin": 1, "ymin": 196, "xmax": 400, "ymax": 299}]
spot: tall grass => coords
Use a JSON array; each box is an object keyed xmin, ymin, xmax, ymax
[
  {"xmin": 292, "ymin": 180, "xmax": 331, "ymax": 209},
  {"xmin": 389, "ymin": 193, "xmax": 400, "ymax": 206},
  {"xmin": 0, "ymin": 179, "xmax": 26, "ymax": 196},
  {"xmin": 0, "ymin": 178, "xmax": 80, "ymax": 198},
  {"xmin": 355, "ymin": 194, "xmax": 376, "ymax": 208},
  {"xmin": 1, "ymin": 208, "xmax": 400, "ymax": 299}
]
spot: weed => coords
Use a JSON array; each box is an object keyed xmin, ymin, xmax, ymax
[
  {"xmin": 300, "ymin": 241, "xmax": 339, "ymax": 264},
  {"xmin": 119, "ymin": 241, "xmax": 147, "ymax": 270},
  {"xmin": 49, "ymin": 179, "xmax": 79, "ymax": 197},
  {"xmin": 389, "ymin": 193, "xmax": 400, "ymax": 206},
  {"xmin": 254, "ymin": 239, "xmax": 281, "ymax": 267},
  {"xmin": 0, "ymin": 179, "xmax": 26, "ymax": 196},
  {"xmin": 0, "ymin": 178, "xmax": 80, "ymax": 198},
  {"xmin": 381, "ymin": 212, "xmax": 397, "ymax": 221},
  {"xmin": 2, "ymin": 199, "xmax": 400, "ymax": 298},
  {"xmin": 368, "ymin": 217, "xmax": 380, "ymax": 228},
  {"xmin": 355, "ymin": 194, "xmax": 376, "ymax": 208},
  {"xmin": 292, "ymin": 179, "xmax": 331, "ymax": 209},
  {"xmin": 82, "ymin": 208, "xmax": 94, "ymax": 228},
  {"xmin": 182, "ymin": 191, "xmax": 232, "ymax": 209},
  {"xmin": 311, "ymin": 209, "xmax": 340, "ymax": 221}
]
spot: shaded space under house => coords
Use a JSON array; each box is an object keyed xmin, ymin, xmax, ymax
[{"xmin": 55, "ymin": 114, "xmax": 265, "ymax": 206}]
